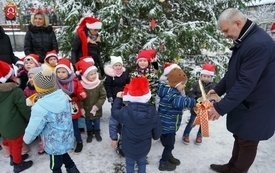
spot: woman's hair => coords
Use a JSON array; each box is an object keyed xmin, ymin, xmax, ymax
[{"xmin": 30, "ymin": 12, "xmax": 50, "ymax": 27}]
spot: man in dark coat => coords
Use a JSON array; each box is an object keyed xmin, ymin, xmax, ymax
[
  {"xmin": 0, "ymin": 26, "xmax": 18, "ymax": 65},
  {"xmin": 208, "ymin": 8, "xmax": 275, "ymax": 173}
]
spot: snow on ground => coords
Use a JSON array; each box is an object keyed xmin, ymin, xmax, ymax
[{"xmin": 1, "ymin": 101, "xmax": 275, "ymax": 173}]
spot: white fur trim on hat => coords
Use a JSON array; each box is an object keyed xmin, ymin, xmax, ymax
[
  {"xmin": 25, "ymin": 55, "xmax": 39, "ymax": 66},
  {"xmin": 83, "ymin": 66, "xmax": 98, "ymax": 77},
  {"xmin": 0, "ymin": 68, "xmax": 14, "ymax": 83},
  {"xmin": 55, "ymin": 64, "xmax": 72, "ymax": 74},
  {"xmin": 163, "ymin": 64, "xmax": 181, "ymax": 76},
  {"xmin": 83, "ymin": 57, "xmax": 95, "ymax": 64},
  {"xmin": 200, "ymin": 70, "xmax": 214, "ymax": 76},
  {"xmin": 127, "ymin": 91, "xmax": 152, "ymax": 103},
  {"xmin": 45, "ymin": 53, "xmax": 58, "ymax": 60},
  {"xmin": 110, "ymin": 56, "xmax": 123, "ymax": 66},
  {"xmin": 86, "ymin": 22, "xmax": 102, "ymax": 29}
]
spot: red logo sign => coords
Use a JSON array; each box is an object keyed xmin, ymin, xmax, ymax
[{"xmin": 5, "ymin": 5, "xmax": 17, "ymax": 20}]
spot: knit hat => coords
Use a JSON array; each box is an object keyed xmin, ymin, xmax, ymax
[
  {"xmin": 33, "ymin": 67, "xmax": 56, "ymax": 94},
  {"xmin": 271, "ymin": 23, "xmax": 275, "ymax": 33},
  {"xmin": 76, "ymin": 16, "xmax": 102, "ymax": 57},
  {"xmin": 110, "ymin": 56, "xmax": 123, "ymax": 66},
  {"xmin": 200, "ymin": 63, "xmax": 215, "ymax": 76},
  {"xmin": 28, "ymin": 67, "xmax": 42, "ymax": 76},
  {"xmin": 75, "ymin": 59, "xmax": 97, "ymax": 78},
  {"xmin": 127, "ymin": 77, "xmax": 151, "ymax": 103},
  {"xmin": 55, "ymin": 58, "xmax": 73, "ymax": 74},
  {"xmin": 24, "ymin": 54, "xmax": 40, "ymax": 66},
  {"xmin": 81, "ymin": 56, "xmax": 95, "ymax": 65},
  {"xmin": 136, "ymin": 49, "xmax": 157, "ymax": 63},
  {"xmin": 45, "ymin": 50, "xmax": 58, "ymax": 62},
  {"xmin": 0, "ymin": 60, "xmax": 14, "ymax": 83},
  {"xmin": 163, "ymin": 62, "xmax": 181, "ymax": 76},
  {"xmin": 167, "ymin": 68, "xmax": 187, "ymax": 88}
]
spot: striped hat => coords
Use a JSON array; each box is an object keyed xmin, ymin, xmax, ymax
[{"xmin": 33, "ymin": 67, "xmax": 57, "ymax": 94}]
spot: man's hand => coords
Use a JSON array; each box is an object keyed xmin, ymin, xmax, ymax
[
  {"xmin": 111, "ymin": 140, "xmax": 118, "ymax": 148},
  {"xmin": 208, "ymin": 106, "xmax": 221, "ymax": 121},
  {"xmin": 207, "ymin": 89, "xmax": 217, "ymax": 96},
  {"xmin": 116, "ymin": 91, "xmax": 123, "ymax": 98}
]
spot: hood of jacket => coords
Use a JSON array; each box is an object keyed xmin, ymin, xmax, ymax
[
  {"xmin": 0, "ymin": 82, "xmax": 18, "ymax": 102},
  {"xmin": 35, "ymin": 89, "xmax": 69, "ymax": 113},
  {"xmin": 28, "ymin": 24, "xmax": 53, "ymax": 33},
  {"xmin": 127, "ymin": 102, "xmax": 156, "ymax": 125}
]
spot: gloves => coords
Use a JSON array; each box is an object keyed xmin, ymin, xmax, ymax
[
  {"xmin": 108, "ymin": 97, "xmax": 113, "ymax": 103},
  {"xmin": 90, "ymin": 105, "xmax": 99, "ymax": 116},
  {"xmin": 80, "ymin": 108, "xmax": 85, "ymax": 117}
]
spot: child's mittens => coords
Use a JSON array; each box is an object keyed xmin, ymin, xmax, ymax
[
  {"xmin": 90, "ymin": 105, "xmax": 99, "ymax": 116},
  {"xmin": 80, "ymin": 92, "xmax": 87, "ymax": 99},
  {"xmin": 80, "ymin": 108, "xmax": 85, "ymax": 117},
  {"xmin": 108, "ymin": 97, "xmax": 113, "ymax": 103}
]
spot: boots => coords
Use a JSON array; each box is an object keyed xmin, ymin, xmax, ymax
[
  {"xmin": 10, "ymin": 154, "xmax": 29, "ymax": 166},
  {"xmin": 158, "ymin": 161, "xmax": 176, "ymax": 171},
  {"xmin": 168, "ymin": 154, "xmax": 181, "ymax": 165},
  {"xmin": 13, "ymin": 160, "xmax": 33, "ymax": 173},
  {"xmin": 210, "ymin": 163, "xmax": 231, "ymax": 173},
  {"xmin": 86, "ymin": 131, "xmax": 93, "ymax": 143},
  {"xmin": 94, "ymin": 130, "xmax": 102, "ymax": 142},
  {"xmin": 74, "ymin": 142, "xmax": 83, "ymax": 153},
  {"xmin": 66, "ymin": 165, "xmax": 80, "ymax": 173}
]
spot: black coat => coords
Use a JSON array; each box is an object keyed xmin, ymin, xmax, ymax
[
  {"xmin": 24, "ymin": 24, "xmax": 58, "ymax": 63},
  {"xmin": 213, "ymin": 23, "xmax": 275, "ymax": 141},
  {"xmin": 188, "ymin": 80, "xmax": 216, "ymax": 100},
  {"xmin": 0, "ymin": 26, "xmax": 18, "ymax": 65}
]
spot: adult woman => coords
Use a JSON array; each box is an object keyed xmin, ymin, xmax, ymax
[
  {"xmin": 24, "ymin": 12, "xmax": 58, "ymax": 63},
  {"xmin": 71, "ymin": 16, "xmax": 104, "ymax": 75}
]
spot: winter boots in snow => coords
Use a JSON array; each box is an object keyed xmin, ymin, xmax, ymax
[
  {"xmin": 13, "ymin": 160, "xmax": 33, "ymax": 173},
  {"xmin": 210, "ymin": 163, "xmax": 231, "ymax": 173},
  {"xmin": 168, "ymin": 154, "xmax": 181, "ymax": 165},
  {"xmin": 86, "ymin": 131, "xmax": 93, "ymax": 143},
  {"xmin": 74, "ymin": 142, "xmax": 83, "ymax": 153},
  {"xmin": 10, "ymin": 154, "xmax": 29, "ymax": 166},
  {"xmin": 94, "ymin": 130, "xmax": 102, "ymax": 142},
  {"xmin": 158, "ymin": 161, "xmax": 176, "ymax": 171},
  {"xmin": 66, "ymin": 165, "xmax": 80, "ymax": 173},
  {"xmin": 86, "ymin": 130, "xmax": 102, "ymax": 142}
]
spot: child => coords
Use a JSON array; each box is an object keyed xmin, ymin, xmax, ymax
[
  {"xmin": 55, "ymin": 58, "xmax": 87, "ymax": 153},
  {"xmin": 0, "ymin": 60, "xmax": 33, "ymax": 173},
  {"xmin": 42, "ymin": 50, "xmax": 58, "ymax": 70},
  {"xmin": 159, "ymin": 62, "xmax": 181, "ymax": 84},
  {"xmin": 23, "ymin": 67, "xmax": 80, "ymax": 173},
  {"xmin": 24, "ymin": 67, "xmax": 42, "ymax": 98},
  {"xmin": 182, "ymin": 62, "xmax": 217, "ymax": 145},
  {"xmin": 130, "ymin": 49, "xmax": 159, "ymax": 105},
  {"xmin": 17, "ymin": 54, "xmax": 40, "ymax": 90},
  {"xmin": 111, "ymin": 77, "xmax": 162, "ymax": 173},
  {"xmin": 158, "ymin": 68, "xmax": 196, "ymax": 171},
  {"xmin": 75, "ymin": 60, "xmax": 106, "ymax": 143}
]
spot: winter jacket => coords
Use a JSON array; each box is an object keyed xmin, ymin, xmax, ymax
[
  {"xmin": 23, "ymin": 84, "xmax": 36, "ymax": 98},
  {"xmin": 158, "ymin": 83, "xmax": 196, "ymax": 134},
  {"xmin": 104, "ymin": 65, "xmax": 130, "ymax": 100},
  {"xmin": 0, "ymin": 26, "xmax": 18, "ymax": 65},
  {"xmin": 188, "ymin": 80, "xmax": 216, "ymax": 100},
  {"xmin": 111, "ymin": 98, "xmax": 162, "ymax": 160},
  {"xmin": 0, "ymin": 82, "xmax": 30, "ymax": 139},
  {"xmin": 213, "ymin": 23, "xmax": 275, "ymax": 141},
  {"xmin": 24, "ymin": 24, "xmax": 58, "ymax": 63},
  {"xmin": 80, "ymin": 81, "xmax": 106, "ymax": 119},
  {"xmin": 23, "ymin": 89, "xmax": 74, "ymax": 155}
]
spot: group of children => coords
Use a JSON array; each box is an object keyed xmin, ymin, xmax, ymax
[{"xmin": 0, "ymin": 47, "xmax": 218, "ymax": 173}]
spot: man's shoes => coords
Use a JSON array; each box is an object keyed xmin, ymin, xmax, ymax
[
  {"xmin": 183, "ymin": 136, "xmax": 190, "ymax": 145},
  {"xmin": 168, "ymin": 154, "xmax": 181, "ymax": 165},
  {"xmin": 74, "ymin": 142, "xmax": 83, "ymax": 153},
  {"xmin": 210, "ymin": 163, "xmax": 231, "ymax": 173},
  {"xmin": 158, "ymin": 161, "xmax": 176, "ymax": 171}
]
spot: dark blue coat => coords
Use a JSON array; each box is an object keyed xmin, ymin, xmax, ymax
[
  {"xmin": 111, "ymin": 98, "xmax": 162, "ymax": 160},
  {"xmin": 213, "ymin": 24, "xmax": 275, "ymax": 141}
]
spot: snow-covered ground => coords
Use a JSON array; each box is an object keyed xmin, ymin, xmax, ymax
[{"xmin": 1, "ymin": 101, "xmax": 275, "ymax": 173}]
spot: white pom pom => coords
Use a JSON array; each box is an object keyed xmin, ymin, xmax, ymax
[{"xmin": 75, "ymin": 71, "xmax": 81, "ymax": 76}]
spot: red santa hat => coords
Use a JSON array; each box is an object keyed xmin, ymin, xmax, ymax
[
  {"xmin": 122, "ymin": 84, "xmax": 130, "ymax": 102},
  {"xmin": 200, "ymin": 63, "xmax": 215, "ymax": 76},
  {"xmin": 271, "ymin": 23, "xmax": 275, "ymax": 33},
  {"xmin": 45, "ymin": 50, "xmax": 58, "ymax": 62},
  {"xmin": 15, "ymin": 58, "xmax": 24, "ymax": 66},
  {"xmin": 80, "ymin": 56, "xmax": 95, "ymax": 65},
  {"xmin": 76, "ymin": 16, "xmax": 102, "ymax": 57},
  {"xmin": 136, "ymin": 49, "xmax": 157, "ymax": 63},
  {"xmin": 0, "ymin": 60, "xmax": 14, "ymax": 83},
  {"xmin": 54, "ymin": 58, "xmax": 73, "ymax": 74},
  {"xmin": 127, "ymin": 77, "xmax": 151, "ymax": 103},
  {"xmin": 24, "ymin": 54, "xmax": 40, "ymax": 67},
  {"xmin": 75, "ymin": 59, "xmax": 97, "ymax": 78},
  {"xmin": 163, "ymin": 62, "xmax": 181, "ymax": 76}
]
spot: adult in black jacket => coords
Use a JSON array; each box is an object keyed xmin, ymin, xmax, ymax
[
  {"xmin": 24, "ymin": 12, "xmax": 58, "ymax": 63},
  {"xmin": 0, "ymin": 26, "xmax": 18, "ymax": 65}
]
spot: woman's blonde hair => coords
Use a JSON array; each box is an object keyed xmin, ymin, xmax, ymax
[{"xmin": 30, "ymin": 12, "xmax": 49, "ymax": 27}]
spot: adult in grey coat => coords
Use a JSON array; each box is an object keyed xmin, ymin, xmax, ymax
[{"xmin": 208, "ymin": 8, "xmax": 275, "ymax": 173}]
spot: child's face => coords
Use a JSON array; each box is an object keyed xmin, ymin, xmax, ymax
[
  {"xmin": 86, "ymin": 71, "xmax": 97, "ymax": 82},
  {"xmin": 48, "ymin": 57, "xmax": 58, "ymax": 67},
  {"xmin": 201, "ymin": 74, "xmax": 212, "ymax": 83},
  {"xmin": 24, "ymin": 60, "xmax": 37, "ymax": 71},
  {"xmin": 137, "ymin": 59, "xmax": 149, "ymax": 69},
  {"xmin": 176, "ymin": 82, "xmax": 186, "ymax": 93},
  {"xmin": 28, "ymin": 74, "xmax": 34, "ymax": 85},
  {"xmin": 56, "ymin": 67, "xmax": 69, "ymax": 80},
  {"xmin": 113, "ymin": 63, "xmax": 123, "ymax": 71}
]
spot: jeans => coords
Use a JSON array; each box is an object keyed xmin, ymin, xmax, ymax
[
  {"xmin": 160, "ymin": 133, "xmax": 175, "ymax": 164},
  {"xmin": 126, "ymin": 156, "xmax": 146, "ymax": 173},
  {"xmin": 183, "ymin": 111, "xmax": 201, "ymax": 138},
  {"xmin": 85, "ymin": 118, "xmax": 100, "ymax": 131},
  {"xmin": 77, "ymin": 117, "xmax": 85, "ymax": 128},
  {"xmin": 49, "ymin": 153, "xmax": 75, "ymax": 173},
  {"xmin": 72, "ymin": 119, "xmax": 82, "ymax": 142}
]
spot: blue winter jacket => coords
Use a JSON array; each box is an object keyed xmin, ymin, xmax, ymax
[
  {"xmin": 111, "ymin": 98, "xmax": 162, "ymax": 160},
  {"xmin": 158, "ymin": 84, "xmax": 196, "ymax": 134},
  {"xmin": 23, "ymin": 89, "xmax": 74, "ymax": 155}
]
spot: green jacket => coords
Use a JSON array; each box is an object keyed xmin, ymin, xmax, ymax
[
  {"xmin": 0, "ymin": 82, "xmax": 31, "ymax": 139},
  {"xmin": 80, "ymin": 81, "xmax": 106, "ymax": 119}
]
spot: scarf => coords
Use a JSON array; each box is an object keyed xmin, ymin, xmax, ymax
[
  {"xmin": 114, "ymin": 69, "xmax": 123, "ymax": 77},
  {"xmin": 56, "ymin": 74, "xmax": 75, "ymax": 96},
  {"xmin": 80, "ymin": 75, "xmax": 101, "ymax": 90},
  {"xmin": 136, "ymin": 66, "xmax": 150, "ymax": 76},
  {"xmin": 233, "ymin": 19, "xmax": 255, "ymax": 46}
]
